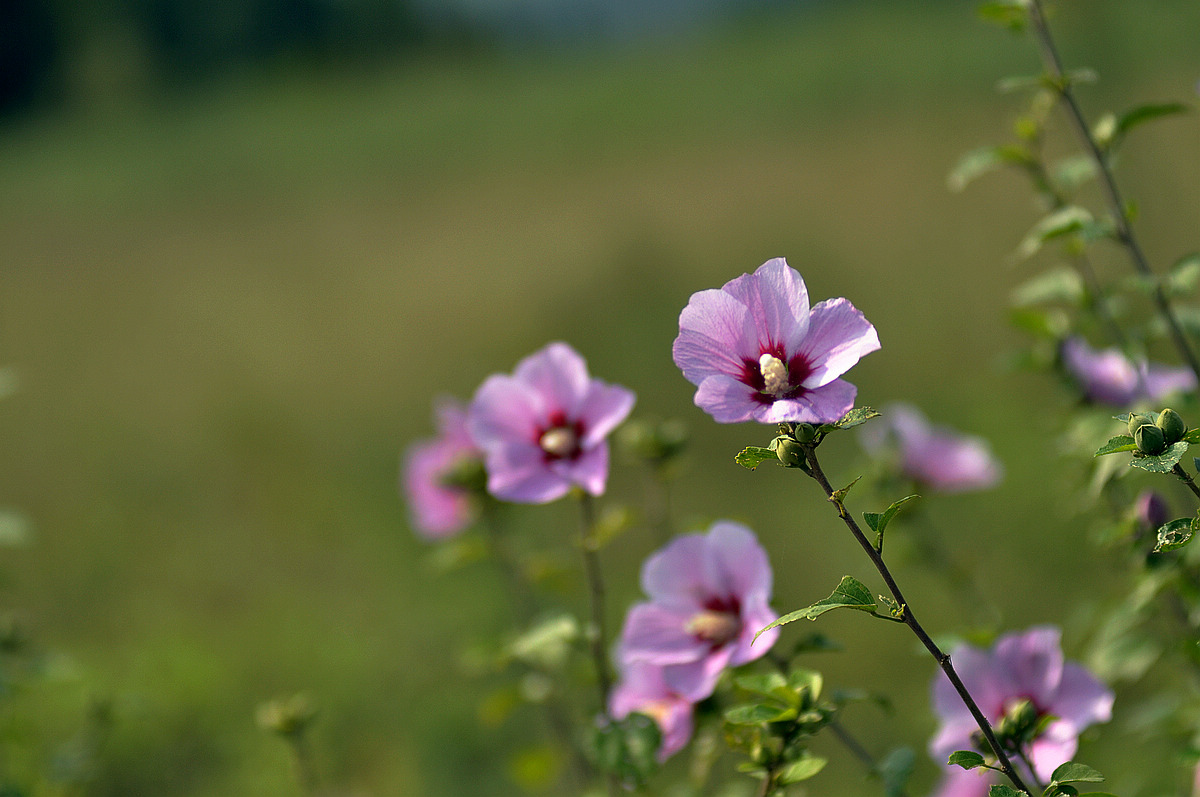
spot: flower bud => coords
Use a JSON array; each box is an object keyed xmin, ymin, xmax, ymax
[
  {"xmin": 793, "ymin": 423, "xmax": 818, "ymax": 443},
  {"xmin": 1127, "ymin": 412, "xmax": 1157, "ymax": 437},
  {"xmin": 1134, "ymin": 423, "xmax": 1167, "ymax": 455},
  {"xmin": 1156, "ymin": 408, "xmax": 1186, "ymax": 444},
  {"xmin": 773, "ymin": 436, "xmax": 806, "ymax": 468}
]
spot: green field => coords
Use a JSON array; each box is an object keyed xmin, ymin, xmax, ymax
[{"xmin": 1, "ymin": 1, "xmax": 1199, "ymax": 794}]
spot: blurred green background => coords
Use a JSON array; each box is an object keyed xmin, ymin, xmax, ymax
[{"xmin": 1, "ymin": 0, "xmax": 1200, "ymax": 794}]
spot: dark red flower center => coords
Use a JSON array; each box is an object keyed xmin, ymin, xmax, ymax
[
  {"xmin": 686, "ymin": 595, "xmax": 742, "ymax": 648},
  {"xmin": 537, "ymin": 411, "xmax": 584, "ymax": 462},
  {"xmin": 740, "ymin": 343, "xmax": 814, "ymax": 405}
]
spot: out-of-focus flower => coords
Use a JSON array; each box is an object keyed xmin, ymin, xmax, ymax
[
  {"xmin": 672, "ymin": 258, "xmax": 879, "ymax": 425},
  {"xmin": 402, "ymin": 399, "xmax": 483, "ymax": 539},
  {"xmin": 1134, "ymin": 490, "xmax": 1170, "ymax": 534},
  {"xmin": 609, "ymin": 657, "xmax": 694, "ymax": 761},
  {"xmin": 468, "ymin": 342, "xmax": 635, "ymax": 504},
  {"xmin": 618, "ymin": 521, "xmax": 779, "ymax": 702},
  {"xmin": 1061, "ymin": 336, "xmax": 1195, "ymax": 406},
  {"xmin": 859, "ymin": 403, "xmax": 1002, "ymax": 493},
  {"xmin": 929, "ymin": 626, "xmax": 1114, "ymax": 797}
]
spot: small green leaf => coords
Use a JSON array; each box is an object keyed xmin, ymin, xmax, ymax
[
  {"xmin": 1011, "ymin": 267, "xmax": 1085, "ymax": 307},
  {"xmin": 778, "ymin": 753, "xmax": 827, "ymax": 784},
  {"xmin": 948, "ymin": 144, "xmax": 1033, "ymax": 191},
  {"xmin": 724, "ymin": 702, "xmax": 797, "ymax": 725},
  {"xmin": 732, "ymin": 672, "xmax": 788, "ymax": 698},
  {"xmin": 977, "ymin": 0, "xmax": 1029, "ymax": 31},
  {"xmin": 863, "ymin": 495, "xmax": 920, "ymax": 539},
  {"xmin": 948, "ymin": 750, "xmax": 986, "ymax": 770},
  {"xmin": 507, "ymin": 615, "xmax": 579, "ymax": 670},
  {"xmin": 835, "ymin": 406, "xmax": 881, "ymax": 430},
  {"xmin": 1153, "ymin": 518, "xmax": 1195, "ymax": 553},
  {"xmin": 1169, "ymin": 253, "xmax": 1200, "ymax": 296},
  {"xmin": 1110, "ymin": 103, "xmax": 1190, "ymax": 148},
  {"xmin": 1049, "ymin": 761, "xmax": 1105, "ymax": 784},
  {"xmin": 1130, "ymin": 441, "xmax": 1189, "ymax": 473},
  {"xmin": 987, "ymin": 786, "xmax": 1026, "ymax": 797},
  {"xmin": 754, "ymin": 576, "xmax": 876, "ymax": 642},
  {"xmin": 831, "ymin": 475, "xmax": 862, "ymax": 503},
  {"xmin": 1052, "ymin": 154, "xmax": 1098, "ymax": 193},
  {"xmin": 1094, "ymin": 435, "xmax": 1136, "ymax": 456},
  {"xmin": 1009, "ymin": 306, "xmax": 1069, "ymax": 338},
  {"xmin": 736, "ymin": 446, "xmax": 778, "ymax": 470},
  {"xmin": 879, "ymin": 747, "xmax": 916, "ymax": 797},
  {"xmin": 1183, "ymin": 429, "xmax": 1200, "ymax": 444},
  {"xmin": 1017, "ymin": 206, "xmax": 1095, "ymax": 259}
]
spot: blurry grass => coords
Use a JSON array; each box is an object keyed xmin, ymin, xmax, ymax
[{"xmin": 0, "ymin": 0, "xmax": 1198, "ymax": 794}]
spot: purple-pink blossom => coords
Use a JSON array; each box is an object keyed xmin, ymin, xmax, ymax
[
  {"xmin": 859, "ymin": 403, "xmax": 1002, "ymax": 493},
  {"xmin": 618, "ymin": 521, "xmax": 779, "ymax": 703},
  {"xmin": 672, "ymin": 258, "xmax": 879, "ymax": 425},
  {"xmin": 467, "ymin": 342, "xmax": 635, "ymax": 504},
  {"xmin": 930, "ymin": 626, "xmax": 1114, "ymax": 797},
  {"xmin": 1061, "ymin": 336, "xmax": 1196, "ymax": 406},
  {"xmin": 608, "ymin": 658, "xmax": 694, "ymax": 761},
  {"xmin": 402, "ymin": 398, "xmax": 483, "ymax": 539}
]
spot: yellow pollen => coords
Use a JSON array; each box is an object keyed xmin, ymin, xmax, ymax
[
  {"xmin": 539, "ymin": 427, "xmax": 578, "ymax": 457},
  {"xmin": 685, "ymin": 610, "xmax": 741, "ymax": 646},
  {"xmin": 759, "ymin": 353, "xmax": 790, "ymax": 395}
]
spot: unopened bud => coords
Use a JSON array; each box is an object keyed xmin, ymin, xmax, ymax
[
  {"xmin": 774, "ymin": 436, "xmax": 806, "ymax": 468},
  {"xmin": 1134, "ymin": 423, "xmax": 1167, "ymax": 455},
  {"xmin": 1127, "ymin": 412, "xmax": 1157, "ymax": 437},
  {"xmin": 1157, "ymin": 408, "xmax": 1186, "ymax": 444},
  {"xmin": 793, "ymin": 423, "xmax": 817, "ymax": 443}
]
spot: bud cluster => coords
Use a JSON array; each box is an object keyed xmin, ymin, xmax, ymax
[{"xmin": 1127, "ymin": 408, "xmax": 1187, "ymax": 456}]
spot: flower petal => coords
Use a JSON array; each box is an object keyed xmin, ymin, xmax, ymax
[
  {"xmin": 485, "ymin": 444, "xmax": 571, "ymax": 504},
  {"xmin": 730, "ymin": 593, "xmax": 778, "ymax": 666},
  {"xmin": 992, "ymin": 626, "xmax": 1065, "ymax": 707},
  {"xmin": 703, "ymin": 521, "xmax": 773, "ymax": 602},
  {"xmin": 552, "ymin": 442, "xmax": 609, "ymax": 496},
  {"xmin": 641, "ymin": 532, "xmax": 711, "ymax": 610},
  {"xmin": 673, "ymin": 288, "xmax": 753, "ymax": 386},
  {"xmin": 721, "ymin": 258, "xmax": 811, "ymax": 353},
  {"xmin": 693, "ymin": 374, "xmax": 761, "ymax": 423},
  {"xmin": 931, "ymin": 767, "xmax": 993, "ymax": 797},
  {"xmin": 620, "ymin": 603, "xmax": 708, "ymax": 665},
  {"xmin": 1050, "ymin": 662, "xmax": 1114, "ymax": 730},
  {"xmin": 758, "ymin": 378, "xmax": 857, "ymax": 425},
  {"xmin": 578, "ymin": 382, "xmax": 637, "ymax": 448},
  {"xmin": 662, "ymin": 644, "xmax": 734, "ymax": 702},
  {"xmin": 1145, "ymin": 361, "xmax": 1198, "ymax": 402},
  {"xmin": 512, "ymin": 342, "xmax": 591, "ymax": 417},
  {"xmin": 468, "ymin": 375, "xmax": 542, "ymax": 449},
  {"xmin": 796, "ymin": 297, "xmax": 880, "ymax": 388}
]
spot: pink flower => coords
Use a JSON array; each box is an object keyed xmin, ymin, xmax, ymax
[
  {"xmin": 618, "ymin": 521, "xmax": 779, "ymax": 702},
  {"xmin": 859, "ymin": 403, "xmax": 1002, "ymax": 493},
  {"xmin": 609, "ymin": 658, "xmax": 694, "ymax": 761},
  {"xmin": 672, "ymin": 258, "xmax": 879, "ymax": 424},
  {"xmin": 1061, "ymin": 336, "xmax": 1195, "ymax": 406},
  {"xmin": 930, "ymin": 627, "xmax": 1114, "ymax": 797},
  {"xmin": 468, "ymin": 342, "xmax": 636, "ymax": 504},
  {"xmin": 402, "ymin": 398, "xmax": 483, "ymax": 539}
]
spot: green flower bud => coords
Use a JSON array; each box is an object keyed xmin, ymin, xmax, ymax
[
  {"xmin": 1127, "ymin": 412, "xmax": 1157, "ymax": 437},
  {"xmin": 793, "ymin": 423, "xmax": 818, "ymax": 443},
  {"xmin": 774, "ymin": 436, "xmax": 807, "ymax": 468},
  {"xmin": 1157, "ymin": 408, "xmax": 1187, "ymax": 444},
  {"xmin": 1134, "ymin": 423, "xmax": 1167, "ymax": 455}
]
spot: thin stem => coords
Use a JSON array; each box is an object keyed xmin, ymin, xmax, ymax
[
  {"xmin": 1172, "ymin": 464, "xmax": 1200, "ymax": 503},
  {"xmin": 577, "ymin": 493, "xmax": 620, "ymax": 797},
  {"xmin": 801, "ymin": 447, "xmax": 1032, "ymax": 795},
  {"xmin": 286, "ymin": 734, "xmax": 320, "ymax": 797},
  {"xmin": 827, "ymin": 719, "xmax": 911, "ymax": 797},
  {"xmin": 1026, "ymin": 0, "xmax": 1200, "ymax": 383}
]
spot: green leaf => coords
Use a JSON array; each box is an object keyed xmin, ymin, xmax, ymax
[
  {"xmin": 1009, "ymin": 306, "xmax": 1070, "ymax": 338},
  {"xmin": 948, "ymin": 144, "xmax": 1032, "ymax": 191},
  {"xmin": 1050, "ymin": 761, "xmax": 1105, "ymax": 784},
  {"xmin": 1130, "ymin": 441, "xmax": 1189, "ymax": 473},
  {"xmin": 879, "ymin": 747, "xmax": 916, "ymax": 797},
  {"xmin": 732, "ymin": 672, "xmax": 788, "ymax": 699},
  {"xmin": 778, "ymin": 753, "xmax": 827, "ymax": 785},
  {"xmin": 724, "ymin": 702, "xmax": 797, "ymax": 725},
  {"xmin": 736, "ymin": 446, "xmax": 778, "ymax": 470},
  {"xmin": 1052, "ymin": 154, "xmax": 1098, "ymax": 193},
  {"xmin": 1111, "ymin": 102, "xmax": 1190, "ymax": 147},
  {"xmin": 1017, "ymin": 206, "xmax": 1095, "ymax": 259},
  {"xmin": 1011, "ymin": 267, "xmax": 1085, "ymax": 307},
  {"xmin": 835, "ymin": 406, "xmax": 881, "ymax": 430},
  {"xmin": 1153, "ymin": 518, "xmax": 1195, "ymax": 553},
  {"xmin": 1169, "ymin": 253, "xmax": 1200, "ymax": 296},
  {"xmin": 507, "ymin": 615, "xmax": 579, "ymax": 670},
  {"xmin": 948, "ymin": 750, "xmax": 986, "ymax": 770},
  {"xmin": 831, "ymin": 475, "xmax": 861, "ymax": 503},
  {"xmin": 1093, "ymin": 435, "xmax": 1136, "ymax": 456},
  {"xmin": 977, "ymin": 0, "xmax": 1030, "ymax": 31},
  {"xmin": 1183, "ymin": 429, "xmax": 1200, "ymax": 444},
  {"xmin": 754, "ymin": 576, "xmax": 876, "ymax": 642},
  {"xmin": 863, "ymin": 495, "xmax": 920, "ymax": 543},
  {"xmin": 987, "ymin": 786, "xmax": 1026, "ymax": 797}
]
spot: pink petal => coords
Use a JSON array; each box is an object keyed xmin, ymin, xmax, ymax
[
  {"xmin": 620, "ymin": 603, "xmax": 709, "ymax": 665},
  {"xmin": 693, "ymin": 374, "xmax": 761, "ymax": 423},
  {"xmin": 1145, "ymin": 361, "xmax": 1198, "ymax": 402},
  {"xmin": 796, "ymin": 297, "xmax": 880, "ymax": 389},
  {"xmin": 402, "ymin": 438, "xmax": 475, "ymax": 538},
  {"xmin": 552, "ymin": 442, "xmax": 609, "ymax": 496},
  {"xmin": 673, "ymin": 289, "xmax": 754, "ymax": 386},
  {"xmin": 468, "ymin": 375, "xmax": 542, "ymax": 449},
  {"xmin": 703, "ymin": 521, "xmax": 773, "ymax": 602},
  {"xmin": 1028, "ymin": 723, "xmax": 1078, "ymax": 782},
  {"xmin": 641, "ymin": 533, "xmax": 711, "ymax": 610},
  {"xmin": 1050, "ymin": 663, "xmax": 1114, "ymax": 730},
  {"xmin": 662, "ymin": 644, "xmax": 734, "ymax": 702},
  {"xmin": 721, "ymin": 258, "xmax": 811, "ymax": 354},
  {"xmin": 578, "ymin": 382, "xmax": 636, "ymax": 448},
  {"xmin": 931, "ymin": 767, "xmax": 993, "ymax": 797},
  {"xmin": 512, "ymin": 342, "xmax": 591, "ymax": 418},
  {"xmin": 730, "ymin": 593, "xmax": 779, "ymax": 665},
  {"xmin": 485, "ymin": 444, "xmax": 570, "ymax": 504},
  {"xmin": 757, "ymin": 378, "xmax": 857, "ymax": 425},
  {"xmin": 992, "ymin": 627, "xmax": 1065, "ymax": 707}
]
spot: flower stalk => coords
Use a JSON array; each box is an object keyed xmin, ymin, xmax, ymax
[{"xmin": 798, "ymin": 444, "xmax": 1033, "ymax": 795}]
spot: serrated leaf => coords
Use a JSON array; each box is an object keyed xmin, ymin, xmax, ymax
[
  {"xmin": 1011, "ymin": 267, "xmax": 1085, "ymax": 307},
  {"xmin": 835, "ymin": 406, "xmax": 881, "ymax": 430},
  {"xmin": 736, "ymin": 446, "xmax": 778, "ymax": 470},
  {"xmin": 1050, "ymin": 761, "xmax": 1105, "ymax": 784},
  {"xmin": 778, "ymin": 754, "xmax": 827, "ymax": 784},
  {"xmin": 948, "ymin": 144, "xmax": 1032, "ymax": 191},
  {"xmin": 988, "ymin": 786, "xmax": 1026, "ymax": 797},
  {"xmin": 754, "ymin": 576, "xmax": 876, "ymax": 642},
  {"xmin": 1093, "ymin": 435, "xmax": 1136, "ymax": 456},
  {"xmin": 724, "ymin": 702, "xmax": 797, "ymax": 725},
  {"xmin": 948, "ymin": 750, "xmax": 986, "ymax": 770},
  {"xmin": 1153, "ymin": 518, "xmax": 1195, "ymax": 553},
  {"xmin": 1183, "ymin": 429, "xmax": 1200, "ymax": 444},
  {"xmin": 879, "ymin": 747, "xmax": 916, "ymax": 797},
  {"xmin": 1130, "ymin": 441, "xmax": 1189, "ymax": 473},
  {"xmin": 1017, "ymin": 206, "xmax": 1094, "ymax": 259}
]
